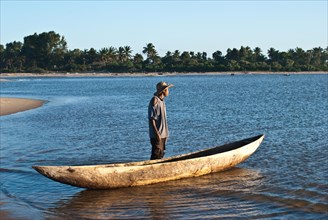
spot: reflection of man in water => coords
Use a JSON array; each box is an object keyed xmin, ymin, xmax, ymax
[{"xmin": 148, "ymin": 82, "xmax": 174, "ymax": 160}]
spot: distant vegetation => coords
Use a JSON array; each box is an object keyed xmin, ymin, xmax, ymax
[{"xmin": 1, "ymin": 31, "xmax": 327, "ymax": 73}]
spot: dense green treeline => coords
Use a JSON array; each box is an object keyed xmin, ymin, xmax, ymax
[{"xmin": 1, "ymin": 31, "xmax": 327, "ymax": 73}]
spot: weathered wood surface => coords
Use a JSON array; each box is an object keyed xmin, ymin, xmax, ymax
[{"xmin": 33, "ymin": 134, "xmax": 264, "ymax": 189}]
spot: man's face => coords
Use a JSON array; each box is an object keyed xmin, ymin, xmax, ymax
[{"xmin": 163, "ymin": 88, "xmax": 169, "ymax": 97}]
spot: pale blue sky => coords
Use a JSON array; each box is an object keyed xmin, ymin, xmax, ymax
[{"xmin": 1, "ymin": 0, "xmax": 327, "ymax": 56}]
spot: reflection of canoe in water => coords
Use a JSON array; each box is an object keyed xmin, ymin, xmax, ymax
[
  {"xmin": 50, "ymin": 168, "xmax": 263, "ymax": 219},
  {"xmin": 33, "ymin": 134, "xmax": 264, "ymax": 190}
]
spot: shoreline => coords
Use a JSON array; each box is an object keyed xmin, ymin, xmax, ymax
[
  {"xmin": 0, "ymin": 97, "xmax": 45, "ymax": 116},
  {"xmin": 0, "ymin": 71, "xmax": 327, "ymax": 78}
]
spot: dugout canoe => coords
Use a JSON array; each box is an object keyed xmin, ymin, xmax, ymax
[{"xmin": 33, "ymin": 134, "xmax": 264, "ymax": 190}]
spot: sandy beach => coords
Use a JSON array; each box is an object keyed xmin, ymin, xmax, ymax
[{"xmin": 0, "ymin": 97, "xmax": 44, "ymax": 116}]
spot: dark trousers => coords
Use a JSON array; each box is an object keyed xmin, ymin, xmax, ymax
[{"xmin": 150, "ymin": 138, "xmax": 167, "ymax": 160}]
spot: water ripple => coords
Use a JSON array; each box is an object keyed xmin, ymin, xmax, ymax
[{"xmin": 1, "ymin": 75, "xmax": 327, "ymax": 219}]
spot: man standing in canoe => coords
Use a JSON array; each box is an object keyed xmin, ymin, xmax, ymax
[{"xmin": 148, "ymin": 81, "xmax": 174, "ymax": 160}]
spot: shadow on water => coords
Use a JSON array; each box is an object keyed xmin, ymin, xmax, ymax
[
  {"xmin": 46, "ymin": 166, "xmax": 328, "ymax": 219},
  {"xmin": 47, "ymin": 168, "xmax": 265, "ymax": 219}
]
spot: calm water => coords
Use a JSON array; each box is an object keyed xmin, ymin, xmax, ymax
[{"xmin": 0, "ymin": 74, "xmax": 327, "ymax": 219}]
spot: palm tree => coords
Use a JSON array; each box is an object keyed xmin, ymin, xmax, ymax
[
  {"xmin": 212, "ymin": 50, "xmax": 223, "ymax": 62},
  {"xmin": 99, "ymin": 47, "xmax": 109, "ymax": 65},
  {"xmin": 180, "ymin": 51, "xmax": 190, "ymax": 64},
  {"xmin": 142, "ymin": 43, "xmax": 158, "ymax": 63},
  {"xmin": 133, "ymin": 53, "xmax": 144, "ymax": 71},
  {"xmin": 133, "ymin": 53, "xmax": 143, "ymax": 64},
  {"xmin": 162, "ymin": 51, "xmax": 172, "ymax": 62},
  {"xmin": 108, "ymin": 46, "xmax": 117, "ymax": 62},
  {"xmin": 196, "ymin": 52, "xmax": 202, "ymax": 60},
  {"xmin": 267, "ymin": 48, "xmax": 279, "ymax": 62},
  {"xmin": 295, "ymin": 47, "xmax": 306, "ymax": 65},
  {"xmin": 202, "ymin": 52, "xmax": 207, "ymax": 60},
  {"xmin": 172, "ymin": 50, "xmax": 180, "ymax": 63},
  {"xmin": 253, "ymin": 47, "xmax": 265, "ymax": 62},
  {"xmin": 118, "ymin": 47, "xmax": 125, "ymax": 63},
  {"xmin": 225, "ymin": 48, "xmax": 239, "ymax": 61},
  {"xmin": 123, "ymin": 46, "xmax": 132, "ymax": 62}
]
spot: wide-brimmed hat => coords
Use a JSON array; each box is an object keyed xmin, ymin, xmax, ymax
[{"xmin": 154, "ymin": 81, "xmax": 174, "ymax": 96}]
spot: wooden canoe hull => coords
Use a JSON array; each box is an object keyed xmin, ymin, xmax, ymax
[{"xmin": 33, "ymin": 134, "xmax": 264, "ymax": 189}]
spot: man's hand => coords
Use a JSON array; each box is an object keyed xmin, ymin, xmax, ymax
[
  {"xmin": 151, "ymin": 119, "xmax": 161, "ymax": 141},
  {"xmin": 155, "ymin": 132, "xmax": 161, "ymax": 141}
]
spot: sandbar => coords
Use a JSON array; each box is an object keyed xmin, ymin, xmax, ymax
[{"xmin": 0, "ymin": 97, "xmax": 44, "ymax": 116}]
